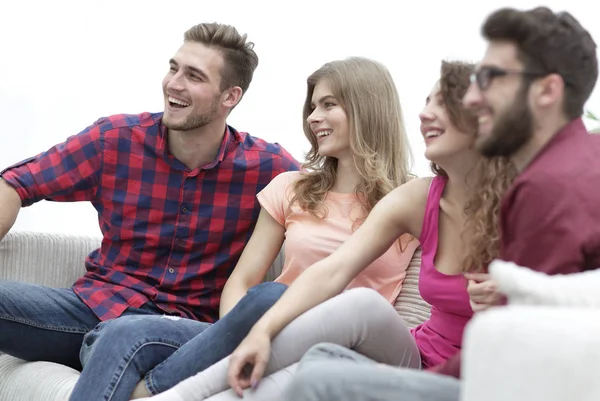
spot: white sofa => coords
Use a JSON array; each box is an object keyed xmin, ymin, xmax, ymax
[
  {"xmin": 461, "ymin": 305, "xmax": 600, "ymax": 401},
  {"xmin": 0, "ymin": 231, "xmax": 431, "ymax": 400},
  {"xmin": 4, "ymin": 231, "xmax": 598, "ymax": 401},
  {"xmin": 0, "ymin": 231, "xmax": 101, "ymax": 401}
]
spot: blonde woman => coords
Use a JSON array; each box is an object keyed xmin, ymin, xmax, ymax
[
  {"xmin": 127, "ymin": 57, "xmax": 417, "ymax": 399},
  {"xmin": 141, "ymin": 61, "xmax": 516, "ymax": 401}
]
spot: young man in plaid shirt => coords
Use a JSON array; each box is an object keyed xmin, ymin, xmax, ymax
[{"xmin": 0, "ymin": 22, "xmax": 300, "ymax": 398}]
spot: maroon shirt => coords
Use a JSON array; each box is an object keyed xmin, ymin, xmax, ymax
[
  {"xmin": 499, "ymin": 118, "xmax": 600, "ymax": 273},
  {"xmin": 432, "ymin": 117, "xmax": 600, "ymax": 379}
]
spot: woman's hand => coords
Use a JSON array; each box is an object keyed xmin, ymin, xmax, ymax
[{"xmin": 227, "ymin": 329, "xmax": 272, "ymax": 397}]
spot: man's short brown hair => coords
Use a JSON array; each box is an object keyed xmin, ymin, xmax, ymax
[
  {"xmin": 184, "ymin": 22, "xmax": 259, "ymax": 95},
  {"xmin": 482, "ymin": 7, "xmax": 598, "ymax": 119}
]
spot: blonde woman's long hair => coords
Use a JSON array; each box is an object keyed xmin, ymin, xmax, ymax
[
  {"xmin": 435, "ymin": 60, "xmax": 517, "ymax": 272},
  {"xmin": 290, "ymin": 57, "xmax": 414, "ymax": 227}
]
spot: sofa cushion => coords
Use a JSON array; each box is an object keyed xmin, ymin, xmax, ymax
[
  {"xmin": 0, "ymin": 231, "xmax": 100, "ymax": 288},
  {"xmin": 394, "ymin": 247, "xmax": 431, "ymax": 329}
]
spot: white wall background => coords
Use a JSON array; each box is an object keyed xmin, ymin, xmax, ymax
[{"xmin": 1, "ymin": 0, "xmax": 598, "ymax": 237}]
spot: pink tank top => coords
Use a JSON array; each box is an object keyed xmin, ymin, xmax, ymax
[{"xmin": 410, "ymin": 175, "xmax": 474, "ymax": 368}]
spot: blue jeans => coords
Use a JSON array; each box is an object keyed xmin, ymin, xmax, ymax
[
  {"xmin": 70, "ymin": 281, "xmax": 287, "ymax": 401},
  {"xmin": 284, "ymin": 343, "xmax": 460, "ymax": 401},
  {"xmin": 0, "ymin": 280, "xmax": 161, "ymax": 370}
]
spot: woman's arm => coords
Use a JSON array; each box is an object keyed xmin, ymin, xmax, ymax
[
  {"xmin": 253, "ymin": 179, "xmax": 424, "ymax": 336},
  {"xmin": 219, "ymin": 208, "xmax": 285, "ymax": 318},
  {"xmin": 227, "ymin": 177, "xmax": 429, "ymax": 393}
]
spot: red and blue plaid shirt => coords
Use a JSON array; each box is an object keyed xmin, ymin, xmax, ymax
[{"xmin": 1, "ymin": 112, "xmax": 300, "ymax": 322}]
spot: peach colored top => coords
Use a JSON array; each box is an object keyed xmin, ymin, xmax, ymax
[{"xmin": 257, "ymin": 171, "xmax": 418, "ymax": 303}]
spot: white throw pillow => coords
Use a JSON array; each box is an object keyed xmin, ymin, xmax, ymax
[{"xmin": 489, "ymin": 259, "xmax": 600, "ymax": 308}]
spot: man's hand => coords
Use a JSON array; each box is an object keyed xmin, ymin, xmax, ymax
[{"xmin": 464, "ymin": 272, "xmax": 501, "ymax": 312}]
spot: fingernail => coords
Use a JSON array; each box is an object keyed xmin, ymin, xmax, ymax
[{"xmin": 251, "ymin": 379, "xmax": 258, "ymax": 389}]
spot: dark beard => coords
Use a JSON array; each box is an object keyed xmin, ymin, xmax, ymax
[
  {"xmin": 477, "ymin": 84, "xmax": 534, "ymax": 158},
  {"xmin": 164, "ymin": 97, "xmax": 219, "ymax": 131}
]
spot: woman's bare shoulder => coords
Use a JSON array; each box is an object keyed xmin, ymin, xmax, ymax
[
  {"xmin": 395, "ymin": 176, "xmax": 433, "ymax": 202},
  {"xmin": 386, "ymin": 176, "xmax": 433, "ymax": 237}
]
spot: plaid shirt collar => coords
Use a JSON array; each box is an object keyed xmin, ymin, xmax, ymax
[{"xmin": 156, "ymin": 122, "xmax": 236, "ymax": 171}]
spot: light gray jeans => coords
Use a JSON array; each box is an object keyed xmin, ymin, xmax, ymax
[
  {"xmin": 285, "ymin": 343, "xmax": 461, "ymax": 401},
  {"xmin": 146, "ymin": 288, "xmax": 421, "ymax": 400}
]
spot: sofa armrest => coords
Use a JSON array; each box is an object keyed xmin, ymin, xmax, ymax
[
  {"xmin": 0, "ymin": 356, "xmax": 79, "ymax": 401},
  {"xmin": 0, "ymin": 231, "xmax": 101, "ymax": 289},
  {"xmin": 461, "ymin": 306, "xmax": 600, "ymax": 401}
]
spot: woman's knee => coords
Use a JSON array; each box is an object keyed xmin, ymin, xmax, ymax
[
  {"xmin": 337, "ymin": 288, "xmax": 395, "ymax": 319},
  {"xmin": 341, "ymin": 287, "xmax": 388, "ymax": 305}
]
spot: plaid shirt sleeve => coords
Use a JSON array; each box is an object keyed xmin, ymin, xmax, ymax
[
  {"xmin": 275, "ymin": 145, "xmax": 302, "ymax": 173},
  {"xmin": 0, "ymin": 120, "xmax": 104, "ymax": 206}
]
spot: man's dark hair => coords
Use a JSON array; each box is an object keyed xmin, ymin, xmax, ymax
[
  {"xmin": 185, "ymin": 22, "xmax": 259, "ymax": 94},
  {"xmin": 483, "ymin": 7, "xmax": 598, "ymax": 119}
]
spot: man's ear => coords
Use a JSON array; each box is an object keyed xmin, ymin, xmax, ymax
[
  {"xmin": 222, "ymin": 86, "xmax": 243, "ymax": 109},
  {"xmin": 533, "ymin": 73, "xmax": 564, "ymax": 109}
]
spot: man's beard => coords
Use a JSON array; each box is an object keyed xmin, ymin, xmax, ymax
[
  {"xmin": 477, "ymin": 84, "xmax": 534, "ymax": 158},
  {"xmin": 164, "ymin": 96, "xmax": 219, "ymax": 131}
]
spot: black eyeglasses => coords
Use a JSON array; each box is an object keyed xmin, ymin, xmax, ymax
[{"xmin": 470, "ymin": 66, "xmax": 547, "ymax": 90}]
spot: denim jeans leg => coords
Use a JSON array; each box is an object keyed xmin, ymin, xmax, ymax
[
  {"xmin": 145, "ymin": 281, "xmax": 288, "ymax": 395},
  {"xmin": 69, "ymin": 313, "xmax": 211, "ymax": 401},
  {"xmin": 286, "ymin": 343, "xmax": 460, "ymax": 401},
  {"xmin": 0, "ymin": 280, "xmax": 101, "ymax": 369}
]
